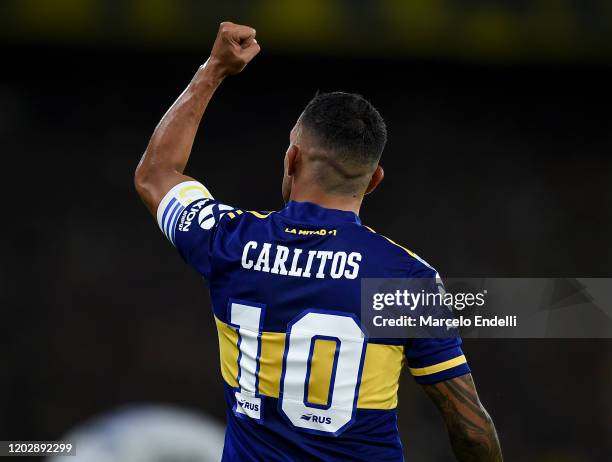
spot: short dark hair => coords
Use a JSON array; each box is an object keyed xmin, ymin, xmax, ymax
[{"xmin": 299, "ymin": 92, "xmax": 387, "ymax": 165}]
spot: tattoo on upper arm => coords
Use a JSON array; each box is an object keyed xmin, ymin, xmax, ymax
[{"xmin": 423, "ymin": 374, "xmax": 503, "ymax": 462}]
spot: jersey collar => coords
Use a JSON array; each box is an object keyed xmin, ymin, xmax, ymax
[{"xmin": 278, "ymin": 201, "xmax": 361, "ymax": 226}]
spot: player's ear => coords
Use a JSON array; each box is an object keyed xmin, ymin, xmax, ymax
[
  {"xmin": 286, "ymin": 144, "xmax": 300, "ymax": 177},
  {"xmin": 365, "ymin": 165, "xmax": 384, "ymax": 195}
]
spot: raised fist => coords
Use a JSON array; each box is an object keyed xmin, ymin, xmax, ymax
[{"xmin": 208, "ymin": 21, "xmax": 260, "ymax": 76}]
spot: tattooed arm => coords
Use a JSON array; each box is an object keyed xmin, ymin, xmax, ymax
[{"xmin": 422, "ymin": 373, "xmax": 503, "ymax": 461}]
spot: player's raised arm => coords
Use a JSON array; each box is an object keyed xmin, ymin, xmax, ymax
[
  {"xmin": 423, "ymin": 373, "xmax": 503, "ymax": 461},
  {"xmin": 134, "ymin": 22, "xmax": 260, "ymax": 215}
]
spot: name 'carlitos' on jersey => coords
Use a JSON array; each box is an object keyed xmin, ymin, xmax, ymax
[{"xmin": 241, "ymin": 241, "xmax": 361, "ymax": 279}]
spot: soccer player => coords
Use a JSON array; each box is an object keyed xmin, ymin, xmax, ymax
[{"xmin": 135, "ymin": 22, "xmax": 502, "ymax": 462}]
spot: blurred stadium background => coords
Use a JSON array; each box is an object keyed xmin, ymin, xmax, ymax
[{"xmin": 2, "ymin": 1, "xmax": 612, "ymax": 461}]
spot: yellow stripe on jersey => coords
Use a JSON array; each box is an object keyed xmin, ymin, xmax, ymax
[
  {"xmin": 227, "ymin": 210, "xmax": 245, "ymax": 220},
  {"xmin": 215, "ymin": 316, "xmax": 405, "ymax": 410},
  {"xmin": 215, "ymin": 317, "xmax": 286, "ymax": 394},
  {"xmin": 248, "ymin": 211, "xmax": 273, "ymax": 219},
  {"xmin": 307, "ymin": 339, "xmax": 338, "ymax": 406},
  {"xmin": 367, "ymin": 229, "xmax": 418, "ymax": 258},
  {"xmin": 357, "ymin": 343, "xmax": 405, "ymax": 409},
  {"xmin": 258, "ymin": 331, "xmax": 285, "ymax": 397},
  {"xmin": 408, "ymin": 355, "xmax": 467, "ymax": 377},
  {"xmin": 363, "ymin": 225, "xmax": 377, "ymax": 233},
  {"xmin": 216, "ymin": 316, "xmax": 239, "ymax": 388},
  {"xmin": 363, "ymin": 225, "xmax": 437, "ymax": 271}
]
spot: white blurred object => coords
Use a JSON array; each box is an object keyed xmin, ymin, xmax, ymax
[{"xmin": 48, "ymin": 404, "xmax": 225, "ymax": 462}]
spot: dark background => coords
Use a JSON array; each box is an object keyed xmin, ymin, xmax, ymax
[{"xmin": 2, "ymin": 1, "xmax": 612, "ymax": 461}]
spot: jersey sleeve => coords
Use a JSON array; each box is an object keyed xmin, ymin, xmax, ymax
[
  {"xmin": 405, "ymin": 337, "xmax": 470, "ymax": 385},
  {"xmin": 156, "ymin": 180, "xmax": 236, "ymax": 278},
  {"xmin": 404, "ymin": 264, "xmax": 471, "ymax": 385}
]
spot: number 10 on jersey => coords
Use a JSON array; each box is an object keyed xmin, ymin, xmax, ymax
[{"xmin": 228, "ymin": 301, "xmax": 367, "ymax": 435}]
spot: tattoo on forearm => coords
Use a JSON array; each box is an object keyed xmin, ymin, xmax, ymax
[{"xmin": 423, "ymin": 374, "xmax": 503, "ymax": 462}]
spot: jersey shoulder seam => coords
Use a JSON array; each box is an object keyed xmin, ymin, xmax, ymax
[{"xmin": 361, "ymin": 224, "xmax": 436, "ymax": 271}]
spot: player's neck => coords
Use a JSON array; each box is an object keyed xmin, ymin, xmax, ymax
[{"xmin": 289, "ymin": 189, "xmax": 362, "ymax": 216}]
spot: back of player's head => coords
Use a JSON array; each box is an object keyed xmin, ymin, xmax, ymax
[
  {"xmin": 296, "ymin": 92, "xmax": 387, "ymax": 195},
  {"xmin": 299, "ymin": 92, "xmax": 387, "ymax": 166}
]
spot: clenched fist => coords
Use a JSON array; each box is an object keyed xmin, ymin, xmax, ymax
[{"xmin": 208, "ymin": 21, "xmax": 260, "ymax": 77}]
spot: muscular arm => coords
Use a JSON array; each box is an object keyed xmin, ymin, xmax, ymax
[
  {"xmin": 423, "ymin": 373, "xmax": 503, "ymax": 461},
  {"xmin": 134, "ymin": 22, "xmax": 260, "ymax": 215}
]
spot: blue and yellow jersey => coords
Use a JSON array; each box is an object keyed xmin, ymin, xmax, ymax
[{"xmin": 156, "ymin": 181, "xmax": 470, "ymax": 462}]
